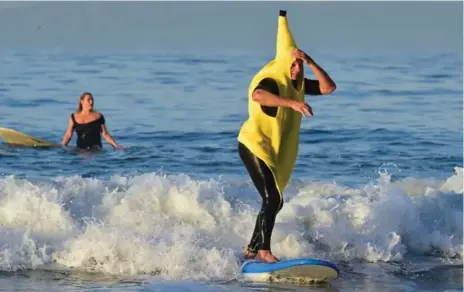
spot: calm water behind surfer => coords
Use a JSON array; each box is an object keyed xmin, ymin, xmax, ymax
[
  {"xmin": 61, "ymin": 92, "xmax": 123, "ymax": 150},
  {"xmin": 238, "ymin": 10, "xmax": 336, "ymax": 263}
]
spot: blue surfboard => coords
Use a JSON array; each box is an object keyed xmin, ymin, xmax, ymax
[{"xmin": 240, "ymin": 257, "xmax": 339, "ymax": 284}]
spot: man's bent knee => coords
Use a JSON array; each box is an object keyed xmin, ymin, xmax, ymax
[{"xmin": 263, "ymin": 197, "xmax": 283, "ymax": 214}]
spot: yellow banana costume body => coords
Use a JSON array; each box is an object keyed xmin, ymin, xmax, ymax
[{"xmin": 238, "ymin": 10, "xmax": 304, "ymax": 196}]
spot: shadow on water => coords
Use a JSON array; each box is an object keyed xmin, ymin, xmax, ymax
[
  {"xmin": 0, "ymin": 267, "xmax": 341, "ymax": 292},
  {"xmin": 224, "ymin": 281, "xmax": 340, "ymax": 292},
  {"xmin": 0, "ymin": 247, "xmax": 460, "ymax": 292},
  {"xmin": 0, "ymin": 267, "xmax": 147, "ymax": 292},
  {"xmin": 390, "ymin": 263, "xmax": 463, "ymax": 291},
  {"xmin": 0, "ymin": 143, "xmax": 147, "ymax": 160},
  {"xmin": 0, "ymin": 143, "xmax": 148, "ymax": 180},
  {"xmin": 1, "ymin": 272, "xmax": 340, "ymax": 292}
]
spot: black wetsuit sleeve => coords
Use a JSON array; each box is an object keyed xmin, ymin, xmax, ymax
[
  {"xmin": 253, "ymin": 78, "xmax": 280, "ymax": 118},
  {"xmin": 304, "ymin": 78, "xmax": 322, "ymax": 95}
]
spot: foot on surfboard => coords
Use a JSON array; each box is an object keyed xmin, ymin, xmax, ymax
[{"xmin": 256, "ymin": 250, "xmax": 279, "ymax": 263}]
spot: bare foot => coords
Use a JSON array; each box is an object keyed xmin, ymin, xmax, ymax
[{"xmin": 256, "ymin": 250, "xmax": 279, "ymax": 263}]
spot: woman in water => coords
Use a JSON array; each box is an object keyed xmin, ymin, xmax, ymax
[{"xmin": 61, "ymin": 92, "xmax": 122, "ymax": 150}]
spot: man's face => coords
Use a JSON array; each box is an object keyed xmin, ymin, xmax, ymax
[{"xmin": 290, "ymin": 58, "xmax": 303, "ymax": 80}]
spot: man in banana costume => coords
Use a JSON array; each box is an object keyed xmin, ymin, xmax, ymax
[{"xmin": 238, "ymin": 10, "xmax": 337, "ymax": 263}]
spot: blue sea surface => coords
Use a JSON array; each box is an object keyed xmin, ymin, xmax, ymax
[{"xmin": 0, "ymin": 48, "xmax": 462, "ymax": 292}]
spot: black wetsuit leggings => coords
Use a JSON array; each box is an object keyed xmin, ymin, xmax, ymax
[{"xmin": 238, "ymin": 142, "xmax": 283, "ymax": 252}]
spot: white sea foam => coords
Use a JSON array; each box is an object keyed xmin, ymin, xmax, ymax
[{"xmin": 0, "ymin": 167, "xmax": 462, "ymax": 279}]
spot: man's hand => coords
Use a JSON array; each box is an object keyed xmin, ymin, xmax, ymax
[
  {"xmin": 292, "ymin": 48, "xmax": 337, "ymax": 95},
  {"xmin": 289, "ymin": 100, "xmax": 313, "ymax": 117},
  {"xmin": 292, "ymin": 48, "xmax": 312, "ymax": 64}
]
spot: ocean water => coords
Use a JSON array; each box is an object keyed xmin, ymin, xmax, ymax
[{"xmin": 0, "ymin": 48, "xmax": 462, "ymax": 292}]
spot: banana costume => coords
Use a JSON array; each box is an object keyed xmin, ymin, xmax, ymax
[{"xmin": 238, "ymin": 10, "xmax": 304, "ymax": 196}]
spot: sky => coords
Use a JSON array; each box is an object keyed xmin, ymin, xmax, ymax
[{"xmin": 0, "ymin": 1, "xmax": 462, "ymax": 54}]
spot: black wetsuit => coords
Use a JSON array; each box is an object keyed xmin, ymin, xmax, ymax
[
  {"xmin": 71, "ymin": 113, "xmax": 105, "ymax": 150},
  {"xmin": 239, "ymin": 77, "xmax": 322, "ymax": 253}
]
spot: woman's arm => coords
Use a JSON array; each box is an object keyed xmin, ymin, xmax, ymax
[
  {"xmin": 101, "ymin": 124, "xmax": 122, "ymax": 149},
  {"xmin": 61, "ymin": 116, "xmax": 74, "ymax": 146}
]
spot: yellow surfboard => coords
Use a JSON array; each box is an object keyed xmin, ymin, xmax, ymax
[{"xmin": 0, "ymin": 127, "xmax": 58, "ymax": 147}]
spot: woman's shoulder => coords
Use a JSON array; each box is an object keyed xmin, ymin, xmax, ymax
[
  {"xmin": 70, "ymin": 111, "xmax": 105, "ymax": 123},
  {"xmin": 94, "ymin": 111, "xmax": 105, "ymax": 122},
  {"xmin": 93, "ymin": 111, "xmax": 103, "ymax": 117}
]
